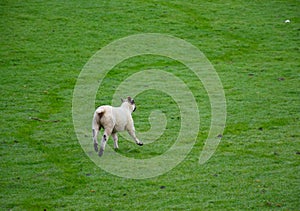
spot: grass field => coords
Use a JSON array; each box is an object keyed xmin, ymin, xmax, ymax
[{"xmin": 1, "ymin": 0, "xmax": 299, "ymax": 210}]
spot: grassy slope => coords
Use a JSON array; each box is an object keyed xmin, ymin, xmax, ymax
[{"xmin": 1, "ymin": 0, "xmax": 299, "ymax": 210}]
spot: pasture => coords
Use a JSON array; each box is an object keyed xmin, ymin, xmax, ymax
[{"xmin": 1, "ymin": 0, "xmax": 299, "ymax": 210}]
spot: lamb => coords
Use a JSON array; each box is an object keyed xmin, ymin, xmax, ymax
[{"xmin": 92, "ymin": 96, "xmax": 143, "ymax": 156}]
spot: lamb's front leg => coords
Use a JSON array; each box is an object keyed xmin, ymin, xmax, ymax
[
  {"xmin": 112, "ymin": 133, "xmax": 119, "ymax": 150},
  {"xmin": 128, "ymin": 128, "xmax": 143, "ymax": 146}
]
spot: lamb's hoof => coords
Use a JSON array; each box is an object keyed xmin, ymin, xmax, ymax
[
  {"xmin": 137, "ymin": 142, "xmax": 143, "ymax": 146},
  {"xmin": 94, "ymin": 143, "xmax": 98, "ymax": 152},
  {"xmin": 98, "ymin": 148, "xmax": 104, "ymax": 157}
]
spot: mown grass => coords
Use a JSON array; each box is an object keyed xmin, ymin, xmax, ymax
[{"xmin": 1, "ymin": 0, "xmax": 299, "ymax": 210}]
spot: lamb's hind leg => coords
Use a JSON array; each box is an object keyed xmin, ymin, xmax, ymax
[
  {"xmin": 99, "ymin": 128, "xmax": 112, "ymax": 157},
  {"xmin": 92, "ymin": 111, "xmax": 102, "ymax": 152},
  {"xmin": 92, "ymin": 127, "xmax": 99, "ymax": 152}
]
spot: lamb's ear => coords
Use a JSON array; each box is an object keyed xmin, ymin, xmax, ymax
[
  {"xmin": 121, "ymin": 98, "xmax": 124, "ymax": 103},
  {"xmin": 127, "ymin": 96, "xmax": 134, "ymax": 104}
]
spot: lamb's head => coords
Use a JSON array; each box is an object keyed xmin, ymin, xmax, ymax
[{"xmin": 121, "ymin": 96, "xmax": 136, "ymax": 112}]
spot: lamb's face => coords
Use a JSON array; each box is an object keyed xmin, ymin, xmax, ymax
[
  {"xmin": 132, "ymin": 103, "xmax": 136, "ymax": 112},
  {"xmin": 122, "ymin": 96, "xmax": 136, "ymax": 112},
  {"xmin": 128, "ymin": 97, "xmax": 136, "ymax": 112}
]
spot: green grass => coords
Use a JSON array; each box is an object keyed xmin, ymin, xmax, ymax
[{"xmin": 1, "ymin": 0, "xmax": 299, "ymax": 210}]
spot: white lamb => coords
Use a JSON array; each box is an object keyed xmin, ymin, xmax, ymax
[{"xmin": 92, "ymin": 97, "xmax": 143, "ymax": 156}]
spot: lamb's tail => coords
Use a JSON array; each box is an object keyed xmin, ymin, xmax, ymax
[
  {"xmin": 92, "ymin": 107, "xmax": 105, "ymax": 131},
  {"xmin": 92, "ymin": 107, "xmax": 106, "ymax": 152}
]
